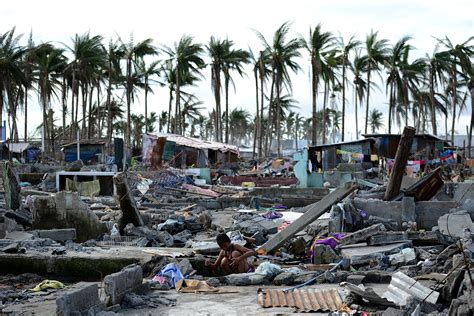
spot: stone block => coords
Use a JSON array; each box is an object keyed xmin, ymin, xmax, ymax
[
  {"xmin": 35, "ymin": 228, "xmax": 76, "ymax": 241},
  {"xmin": 438, "ymin": 211, "xmax": 474, "ymax": 238},
  {"xmin": 30, "ymin": 192, "xmax": 106, "ymax": 242},
  {"xmin": 401, "ymin": 197, "xmax": 416, "ymax": 223},
  {"xmin": 56, "ymin": 282, "xmax": 102, "ymax": 316},
  {"xmin": 104, "ymin": 264, "xmax": 143, "ymax": 306}
]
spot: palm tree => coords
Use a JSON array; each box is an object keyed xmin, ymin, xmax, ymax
[
  {"xmin": 437, "ymin": 36, "xmax": 473, "ymax": 147},
  {"xmin": 163, "ymin": 35, "xmax": 205, "ymax": 135},
  {"xmin": 181, "ymin": 94, "xmax": 204, "ymax": 136},
  {"xmin": 302, "ymin": 23, "xmax": 334, "ymax": 145},
  {"xmin": 385, "ymin": 36, "xmax": 411, "ymax": 133},
  {"xmin": 0, "ymin": 28, "xmax": 27, "ymax": 143},
  {"xmin": 228, "ymin": 108, "xmax": 251, "ymax": 145},
  {"xmin": 350, "ymin": 52, "xmax": 368, "ymax": 139},
  {"xmin": 32, "ymin": 43, "xmax": 67, "ymax": 152},
  {"xmin": 363, "ymin": 30, "xmax": 389, "ymax": 134},
  {"xmin": 135, "ymin": 58, "xmax": 161, "ymax": 133},
  {"xmin": 222, "ymin": 40, "xmax": 250, "ymax": 143},
  {"xmin": 336, "ymin": 35, "xmax": 360, "ymax": 141},
  {"xmin": 158, "ymin": 110, "xmax": 168, "ymax": 133},
  {"xmin": 369, "ymin": 109, "xmax": 384, "ymax": 133},
  {"xmin": 119, "ymin": 36, "xmax": 157, "ymax": 151},
  {"xmin": 255, "ymin": 22, "xmax": 303, "ymax": 157}
]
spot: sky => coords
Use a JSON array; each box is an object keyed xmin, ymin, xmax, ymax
[{"xmin": 1, "ymin": 0, "xmax": 473, "ymax": 141}]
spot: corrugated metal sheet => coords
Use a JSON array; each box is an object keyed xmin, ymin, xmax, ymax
[
  {"xmin": 257, "ymin": 288, "xmax": 343, "ymax": 312},
  {"xmin": 382, "ymin": 271, "xmax": 439, "ymax": 306}
]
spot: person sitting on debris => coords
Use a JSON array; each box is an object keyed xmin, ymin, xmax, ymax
[{"xmin": 206, "ymin": 233, "xmax": 254, "ymax": 274}]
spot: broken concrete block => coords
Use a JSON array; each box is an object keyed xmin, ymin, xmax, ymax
[
  {"xmin": 388, "ymin": 248, "xmax": 416, "ymax": 266},
  {"xmin": 401, "ymin": 197, "xmax": 416, "ymax": 223},
  {"xmin": 114, "ymin": 173, "xmax": 144, "ymax": 233},
  {"xmin": 30, "ymin": 192, "xmax": 106, "ymax": 242},
  {"xmin": 35, "ymin": 229, "xmax": 76, "ymax": 241},
  {"xmin": 312, "ymin": 244, "xmax": 339, "ymax": 264},
  {"xmin": 340, "ymin": 242, "xmax": 412, "ymax": 265},
  {"xmin": 338, "ymin": 223, "xmax": 386, "ymax": 247},
  {"xmin": 367, "ymin": 232, "xmax": 408, "ymax": 246},
  {"xmin": 56, "ymin": 282, "xmax": 103, "ymax": 316},
  {"xmin": 0, "ymin": 215, "xmax": 22, "ymax": 239},
  {"xmin": 2, "ymin": 161, "xmax": 21, "ymax": 210},
  {"xmin": 438, "ymin": 210, "xmax": 474, "ymax": 238},
  {"xmin": 104, "ymin": 265, "xmax": 144, "ymax": 306}
]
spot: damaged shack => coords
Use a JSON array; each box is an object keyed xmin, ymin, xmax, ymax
[{"xmin": 143, "ymin": 133, "xmax": 239, "ymax": 168}]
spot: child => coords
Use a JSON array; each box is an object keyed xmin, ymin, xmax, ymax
[{"xmin": 206, "ymin": 233, "xmax": 254, "ymax": 274}]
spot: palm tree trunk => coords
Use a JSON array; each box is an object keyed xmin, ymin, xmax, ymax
[
  {"xmin": 212, "ymin": 66, "xmax": 221, "ymax": 141},
  {"xmin": 88, "ymin": 83, "xmax": 94, "ymax": 139},
  {"xmin": 258, "ymin": 55, "xmax": 265, "ymax": 158},
  {"xmin": 429, "ymin": 67, "xmax": 437, "ymax": 135},
  {"xmin": 355, "ymin": 86, "xmax": 358, "ymax": 139},
  {"xmin": 225, "ymin": 74, "xmax": 230, "ymax": 144},
  {"xmin": 365, "ymin": 64, "xmax": 371, "ymax": 134},
  {"xmin": 96, "ymin": 82, "xmax": 100, "ymax": 138},
  {"xmin": 145, "ymin": 76, "xmax": 149, "ymax": 133},
  {"xmin": 311, "ymin": 59, "xmax": 318, "ymax": 145},
  {"xmin": 322, "ymin": 81, "xmax": 328, "ymax": 144},
  {"xmin": 70, "ymin": 73, "xmax": 76, "ymax": 140},
  {"xmin": 126, "ymin": 58, "xmax": 132, "ymax": 150},
  {"xmin": 167, "ymin": 87, "xmax": 173, "ymax": 133},
  {"xmin": 388, "ymin": 80, "xmax": 394, "ymax": 133},
  {"xmin": 24, "ymin": 86, "xmax": 28, "ymax": 142},
  {"xmin": 341, "ymin": 61, "xmax": 346, "ymax": 142},
  {"xmin": 265, "ymin": 70, "xmax": 275, "ymax": 156},
  {"xmin": 106, "ymin": 59, "xmax": 113, "ymax": 154},
  {"xmin": 82, "ymin": 83, "xmax": 88, "ymax": 136},
  {"xmin": 451, "ymin": 65, "xmax": 457, "ymax": 144},
  {"xmin": 276, "ymin": 72, "xmax": 282, "ymax": 157},
  {"xmin": 61, "ymin": 79, "xmax": 66, "ymax": 139},
  {"xmin": 468, "ymin": 88, "xmax": 473, "ymax": 158},
  {"xmin": 252, "ymin": 67, "xmax": 259, "ymax": 158},
  {"xmin": 175, "ymin": 69, "xmax": 181, "ymax": 135}
]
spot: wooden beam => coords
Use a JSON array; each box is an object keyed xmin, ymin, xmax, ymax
[
  {"xmin": 256, "ymin": 181, "xmax": 358, "ymax": 255},
  {"xmin": 384, "ymin": 127, "xmax": 416, "ymax": 201}
]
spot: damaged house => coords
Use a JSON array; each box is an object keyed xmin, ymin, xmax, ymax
[{"xmin": 143, "ymin": 133, "xmax": 239, "ymax": 168}]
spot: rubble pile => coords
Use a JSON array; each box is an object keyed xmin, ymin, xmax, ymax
[{"xmin": 0, "ymin": 145, "xmax": 473, "ymax": 315}]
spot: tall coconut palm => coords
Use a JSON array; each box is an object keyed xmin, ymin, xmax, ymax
[
  {"xmin": 385, "ymin": 36, "xmax": 411, "ymax": 133},
  {"xmin": 336, "ymin": 35, "xmax": 360, "ymax": 141},
  {"xmin": 119, "ymin": 36, "xmax": 157, "ymax": 152},
  {"xmin": 135, "ymin": 58, "xmax": 161, "ymax": 133},
  {"xmin": 181, "ymin": 94, "xmax": 203, "ymax": 136},
  {"xmin": 222, "ymin": 40, "xmax": 250, "ymax": 143},
  {"xmin": 255, "ymin": 22, "xmax": 303, "ymax": 157},
  {"xmin": 369, "ymin": 109, "xmax": 384, "ymax": 133},
  {"xmin": 228, "ymin": 108, "xmax": 251, "ymax": 145},
  {"xmin": 32, "ymin": 43, "xmax": 67, "ymax": 153},
  {"xmin": 163, "ymin": 35, "xmax": 205, "ymax": 135},
  {"xmin": 363, "ymin": 30, "xmax": 389, "ymax": 134},
  {"xmin": 436, "ymin": 36, "xmax": 473, "ymax": 144},
  {"xmin": 351, "ymin": 52, "xmax": 368, "ymax": 139},
  {"xmin": 0, "ymin": 28, "xmax": 27, "ymax": 142},
  {"xmin": 302, "ymin": 23, "xmax": 335, "ymax": 145}
]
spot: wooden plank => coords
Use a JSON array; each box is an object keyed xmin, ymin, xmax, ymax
[{"xmin": 256, "ymin": 182, "xmax": 357, "ymax": 255}]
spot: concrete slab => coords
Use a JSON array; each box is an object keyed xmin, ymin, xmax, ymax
[{"xmin": 340, "ymin": 242, "xmax": 412, "ymax": 265}]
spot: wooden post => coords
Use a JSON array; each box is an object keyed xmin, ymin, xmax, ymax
[
  {"xmin": 384, "ymin": 126, "xmax": 416, "ymax": 201},
  {"xmin": 256, "ymin": 181, "xmax": 357, "ymax": 255},
  {"xmin": 114, "ymin": 172, "xmax": 144, "ymax": 233}
]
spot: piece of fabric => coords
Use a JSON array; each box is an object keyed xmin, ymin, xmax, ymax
[
  {"xmin": 156, "ymin": 263, "xmax": 184, "ymax": 288},
  {"xmin": 30, "ymin": 280, "xmax": 65, "ymax": 292},
  {"xmin": 175, "ymin": 279, "xmax": 219, "ymax": 293},
  {"xmin": 262, "ymin": 211, "xmax": 283, "ymax": 219}
]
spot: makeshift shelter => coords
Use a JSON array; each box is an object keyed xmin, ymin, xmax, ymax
[
  {"xmin": 143, "ymin": 133, "xmax": 239, "ymax": 168},
  {"xmin": 61, "ymin": 140, "xmax": 106, "ymax": 164},
  {"xmin": 362, "ymin": 133, "xmax": 449, "ymax": 160},
  {"xmin": 309, "ymin": 139, "xmax": 376, "ymax": 171}
]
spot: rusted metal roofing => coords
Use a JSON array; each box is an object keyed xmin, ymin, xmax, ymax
[{"xmin": 257, "ymin": 288, "xmax": 343, "ymax": 312}]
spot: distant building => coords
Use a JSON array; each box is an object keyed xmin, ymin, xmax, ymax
[{"xmin": 61, "ymin": 139, "xmax": 107, "ymax": 164}]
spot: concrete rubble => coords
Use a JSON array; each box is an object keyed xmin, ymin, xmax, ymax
[{"xmin": 0, "ymin": 143, "xmax": 473, "ymax": 315}]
